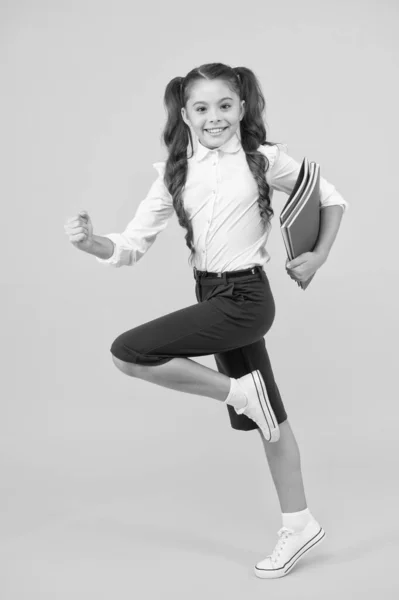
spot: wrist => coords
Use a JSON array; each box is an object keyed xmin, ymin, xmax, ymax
[{"xmin": 80, "ymin": 238, "xmax": 100, "ymax": 256}]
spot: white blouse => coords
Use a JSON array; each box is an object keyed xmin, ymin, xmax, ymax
[{"xmin": 96, "ymin": 132, "xmax": 349, "ymax": 270}]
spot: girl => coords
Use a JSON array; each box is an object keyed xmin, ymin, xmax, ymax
[{"xmin": 64, "ymin": 62, "xmax": 348, "ymax": 579}]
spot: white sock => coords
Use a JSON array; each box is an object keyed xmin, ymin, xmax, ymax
[
  {"xmin": 282, "ymin": 507, "xmax": 314, "ymax": 532},
  {"xmin": 224, "ymin": 377, "xmax": 248, "ymax": 411}
]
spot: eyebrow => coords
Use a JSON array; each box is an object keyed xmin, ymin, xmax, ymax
[{"xmin": 192, "ymin": 97, "xmax": 233, "ymax": 107}]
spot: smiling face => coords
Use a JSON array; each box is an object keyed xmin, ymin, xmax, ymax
[{"xmin": 181, "ymin": 78, "xmax": 245, "ymax": 149}]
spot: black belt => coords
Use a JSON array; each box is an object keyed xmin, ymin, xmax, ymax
[{"xmin": 193, "ymin": 265, "xmax": 263, "ymax": 282}]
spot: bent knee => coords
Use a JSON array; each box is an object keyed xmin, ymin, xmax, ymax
[
  {"xmin": 112, "ymin": 355, "xmax": 124, "ymax": 368},
  {"xmin": 111, "ymin": 354, "xmax": 140, "ymax": 375}
]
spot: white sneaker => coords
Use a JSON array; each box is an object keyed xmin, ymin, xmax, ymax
[
  {"xmin": 254, "ymin": 519, "xmax": 326, "ymax": 579},
  {"xmin": 234, "ymin": 370, "xmax": 280, "ymax": 442}
]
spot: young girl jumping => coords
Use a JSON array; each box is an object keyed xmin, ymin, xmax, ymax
[{"xmin": 64, "ymin": 62, "xmax": 348, "ymax": 579}]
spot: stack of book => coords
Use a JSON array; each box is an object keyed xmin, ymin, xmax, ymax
[{"xmin": 280, "ymin": 157, "xmax": 321, "ymax": 291}]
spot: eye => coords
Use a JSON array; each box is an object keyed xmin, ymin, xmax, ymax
[{"xmin": 196, "ymin": 104, "xmax": 232, "ymax": 112}]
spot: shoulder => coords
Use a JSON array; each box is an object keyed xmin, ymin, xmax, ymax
[
  {"xmin": 152, "ymin": 161, "xmax": 166, "ymax": 177},
  {"xmin": 257, "ymin": 143, "xmax": 288, "ymax": 169}
]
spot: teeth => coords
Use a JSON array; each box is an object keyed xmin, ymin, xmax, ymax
[{"xmin": 206, "ymin": 128, "xmax": 225, "ymax": 133}]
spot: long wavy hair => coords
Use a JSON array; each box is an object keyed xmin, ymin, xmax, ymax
[{"xmin": 160, "ymin": 62, "xmax": 282, "ymax": 268}]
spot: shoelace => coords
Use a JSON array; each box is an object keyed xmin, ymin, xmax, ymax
[{"xmin": 270, "ymin": 526, "xmax": 295, "ymax": 564}]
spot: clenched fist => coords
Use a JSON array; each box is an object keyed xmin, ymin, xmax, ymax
[{"xmin": 64, "ymin": 210, "xmax": 94, "ymax": 252}]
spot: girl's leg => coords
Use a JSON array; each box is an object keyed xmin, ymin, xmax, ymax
[
  {"xmin": 114, "ymin": 355, "xmax": 307, "ymax": 513},
  {"xmin": 257, "ymin": 420, "xmax": 308, "ymax": 513},
  {"xmin": 112, "ymin": 355, "xmax": 232, "ymax": 401}
]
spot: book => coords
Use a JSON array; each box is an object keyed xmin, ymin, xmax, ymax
[{"xmin": 280, "ymin": 157, "xmax": 321, "ymax": 290}]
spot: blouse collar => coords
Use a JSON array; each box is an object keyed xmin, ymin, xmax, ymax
[{"xmin": 193, "ymin": 130, "xmax": 242, "ymax": 162}]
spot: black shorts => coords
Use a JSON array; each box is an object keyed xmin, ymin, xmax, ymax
[{"xmin": 110, "ymin": 265, "xmax": 287, "ymax": 431}]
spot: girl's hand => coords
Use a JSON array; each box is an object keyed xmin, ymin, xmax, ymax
[
  {"xmin": 286, "ymin": 251, "xmax": 327, "ymax": 283},
  {"xmin": 64, "ymin": 210, "xmax": 94, "ymax": 252}
]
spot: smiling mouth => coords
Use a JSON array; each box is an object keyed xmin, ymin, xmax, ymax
[{"xmin": 204, "ymin": 127, "xmax": 229, "ymax": 132}]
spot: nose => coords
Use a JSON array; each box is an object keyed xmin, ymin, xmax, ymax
[{"xmin": 208, "ymin": 111, "xmax": 221, "ymax": 123}]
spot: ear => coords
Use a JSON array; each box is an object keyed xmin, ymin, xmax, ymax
[{"xmin": 181, "ymin": 107, "xmax": 190, "ymax": 127}]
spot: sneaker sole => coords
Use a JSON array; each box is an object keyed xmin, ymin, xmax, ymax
[
  {"xmin": 248, "ymin": 370, "xmax": 280, "ymax": 442},
  {"xmin": 254, "ymin": 526, "xmax": 326, "ymax": 579}
]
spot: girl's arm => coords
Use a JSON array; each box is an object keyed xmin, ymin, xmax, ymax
[
  {"xmin": 95, "ymin": 162, "xmax": 174, "ymax": 268},
  {"xmin": 268, "ymin": 146, "xmax": 349, "ymax": 261},
  {"xmin": 268, "ymin": 146, "xmax": 349, "ymax": 214},
  {"xmin": 83, "ymin": 235, "xmax": 115, "ymax": 260},
  {"xmin": 313, "ymin": 205, "xmax": 344, "ymax": 260}
]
